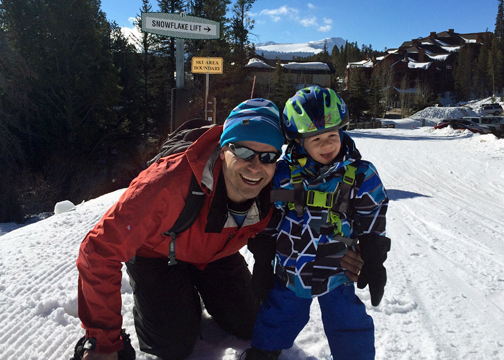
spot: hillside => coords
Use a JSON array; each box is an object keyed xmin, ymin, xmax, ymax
[{"xmin": 254, "ymin": 37, "xmax": 346, "ymax": 60}]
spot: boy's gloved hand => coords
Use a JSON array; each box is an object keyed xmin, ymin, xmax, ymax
[
  {"xmin": 248, "ymin": 235, "xmax": 276, "ymax": 303},
  {"xmin": 356, "ymin": 234, "xmax": 391, "ymax": 306}
]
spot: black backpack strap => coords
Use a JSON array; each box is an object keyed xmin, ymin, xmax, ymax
[{"xmin": 162, "ymin": 173, "xmax": 206, "ymax": 265}]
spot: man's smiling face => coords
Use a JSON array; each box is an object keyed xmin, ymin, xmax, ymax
[{"xmin": 220, "ymin": 141, "xmax": 277, "ymax": 203}]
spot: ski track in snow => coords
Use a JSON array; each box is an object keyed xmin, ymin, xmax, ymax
[{"xmin": 1, "ymin": 123, "xmax": 504, "ymax": 360}]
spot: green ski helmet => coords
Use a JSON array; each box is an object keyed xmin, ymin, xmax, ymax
[{"xmin": 282, "ymin": 86, "xmax": 349, "ymax": 140}]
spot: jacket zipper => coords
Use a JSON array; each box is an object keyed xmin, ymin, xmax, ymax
[{"xmin": 224, "ymin": 232, "xmax": 234, "ymax": 247}]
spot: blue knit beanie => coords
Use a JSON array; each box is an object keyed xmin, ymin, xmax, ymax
[{"xmin": 220, "ymin": 98, "xmax": 284, "ymax": 152}]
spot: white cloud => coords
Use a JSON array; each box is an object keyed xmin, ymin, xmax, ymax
[
  {"xmin": 318, "ymin": 25, "xmax": 332, "ymax": 32},
  {"xmin": 300, "ymin": 15, "xmax": 317, "ymax": 27},
  {"xmin": 259, "ymin": 5, "xmax": 329, "ymax": 31},
  {"xmin": 260, "ymin": 5, "xmax": 299, "ymax": 22},
  {"xmin": 128, "ymin": 17, "xmax": 136, "ymax": 25}
]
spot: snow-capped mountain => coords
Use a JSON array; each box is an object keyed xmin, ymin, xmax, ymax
[{"xmin": 254, "ymin": 37, "xmax": 346, "ymax": 60}]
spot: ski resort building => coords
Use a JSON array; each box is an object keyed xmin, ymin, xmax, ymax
[
  {"xmin": 345, "ymin": 29, "xmax": 493, "ymax": 102},
  {"xmin": 244, "ymin": 55, "xmax": 335, "ymax": 90}
]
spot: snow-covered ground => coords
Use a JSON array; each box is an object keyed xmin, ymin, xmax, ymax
[{"xmin": 1, "ymin": 110, "xmax": 504, "ymax": 360}]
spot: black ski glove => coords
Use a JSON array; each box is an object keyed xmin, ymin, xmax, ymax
[
  {"xmin": 357, "ymin": 234, "xmax": 391, "ymax": 306},
  {"xmin": 248, "ymin": 235, "xmax": 276, "ymax": 303}
]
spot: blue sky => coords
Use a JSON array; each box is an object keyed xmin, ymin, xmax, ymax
[{"xmin": 100, "ymin": 0, "xmax": 499, "ymax": 51}]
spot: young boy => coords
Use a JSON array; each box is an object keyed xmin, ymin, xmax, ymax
[{"xmin": 245, "ymin": 86, "xmax": 391, "ymax": 360}]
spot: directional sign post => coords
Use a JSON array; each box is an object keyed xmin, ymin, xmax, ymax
[
  {"xmin": 191, "ymin": 57, "xmax": 223, "ymax": 122},
  {"xmin": 141, "ymin": 12, "xmax": 220, "ymax": 89},
  {"xmin": 141, "ymin": 12, "xmax": 221, "ymax": 131},
  {"xmin": 142, "ymin": 12, "xmax": 220, "ymax": 40}
]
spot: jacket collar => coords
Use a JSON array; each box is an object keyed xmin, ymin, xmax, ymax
[{"xmin": 185, "ymin": 125, "xmax": 223, "ymax": 194}]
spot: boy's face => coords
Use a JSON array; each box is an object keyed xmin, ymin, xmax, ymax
[{"xmin": 299, "ymin": 129, "xmax": 341, "ymax": 165}]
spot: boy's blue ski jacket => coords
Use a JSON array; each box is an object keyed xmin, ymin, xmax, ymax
[{"xmin": 264, "ymin": 131, "xmax": 389, "ymax": 298}]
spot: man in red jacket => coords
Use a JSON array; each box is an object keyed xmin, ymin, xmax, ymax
[{"xmin": 75, "ymin": 98, "xmax": 364, "ymax": 360}]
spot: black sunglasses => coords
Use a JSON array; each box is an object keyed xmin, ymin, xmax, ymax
[{"xmin": 228, "ymin": 143, "xmax": 280, "ymax": 164}]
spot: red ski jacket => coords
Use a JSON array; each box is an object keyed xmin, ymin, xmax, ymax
[{"xmin": 76, "ymin": 126, "xmax": 273, "ymax": 353}]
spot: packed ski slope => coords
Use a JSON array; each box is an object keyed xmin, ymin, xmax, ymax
[{"xmin": 1, "ymin": 116, "xmax": 504, "ymax": 360}]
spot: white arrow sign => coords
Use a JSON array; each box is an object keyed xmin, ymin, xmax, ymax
[{"xmin": 142, "ymin": 13, "xmax": 220, "ymax": 40}]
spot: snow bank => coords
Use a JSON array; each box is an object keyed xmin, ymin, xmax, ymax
[
  {"xmin": 54, "ymin": 200, "xmax": 76, "ymax": 215},
  {"xmin": 410, "ymin": 106, "xmax": 480, "ymax": 122}
]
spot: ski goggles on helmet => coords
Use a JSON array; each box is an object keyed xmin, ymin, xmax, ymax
[{"xmin": 228, "ymin": 143, "xmax": 280, "ymax": 164}]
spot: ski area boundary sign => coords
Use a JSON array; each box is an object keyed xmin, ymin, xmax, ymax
[
  {"xmin": 191, "ymin": 57, "xmax": 223, "ymax": 74},
  {"xmin": 141, "ymin": 12, "xmax": 220, "ymax": 40}
]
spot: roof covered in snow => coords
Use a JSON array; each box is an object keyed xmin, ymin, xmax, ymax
[
  {"xmin": 282, "ymin": 62, "xmax": 331, "ymax": 71},
  {"xmin": 244, "ymin": 56, "xmax": 335, "ymax": 74},
  {"xmin": 427, "ymin": 53, "xmax": 451, "ymax": 61},
  {"xmin": 408, "ymin": 61, "xmax": 432, "ymax": 69},
  {"xmin": 245, "ymin": 58, "xmax": 275, "ymax": 69}
]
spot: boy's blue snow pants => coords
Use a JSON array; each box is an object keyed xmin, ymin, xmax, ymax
[{"xmin": 251, "ymin": 278, "xmax": 375, "ymax": 360}]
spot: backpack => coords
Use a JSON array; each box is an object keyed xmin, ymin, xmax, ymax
[
  {"xmin": 147, "ymin": 118, "xmax": 215, "ymax": 166},
  {"xmin": 147, "ymin": 118, "xmax": 216, "ymax": 265}
]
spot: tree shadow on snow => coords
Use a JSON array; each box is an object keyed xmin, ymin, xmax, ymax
[{"xmin": 387, "ymin": 189, "xmax": 430, "ymax": 201}]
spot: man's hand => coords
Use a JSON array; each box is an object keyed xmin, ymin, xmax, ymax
[
  {"xmin": 341, "ymin": 244, "xmax": 364, "ymax": 282},
  {"xmin": 82, "ymin": 351, "xmax": 118, "ymax": 360}
]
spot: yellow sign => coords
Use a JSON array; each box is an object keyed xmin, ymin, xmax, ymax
[{"xmin": 191, "ymin": 57, "xmax": 223, "ymax": 74}]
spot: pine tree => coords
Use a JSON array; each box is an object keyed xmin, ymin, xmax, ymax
[
  {"xmin": 269, "ymin": 59, "xmax": 295, "ymax": 110},
  {"xmin": 473, "ymin": 38, "xmax": 490, "ymax": 98},
  {"xmin": 368, "ymin": 74, "xmax": 384, "ymax": 118},
  {"xmin": 491, "ymin": 0, "xmax": 504, "ymax": 95},
  {"xmin": 374, "ymin": 60, "xmax": 395, "ymax": 109},
  {"xmin": 315, "ymin": 40, "xmax": 330, "ymax": 62},
  {"xmin": 495, "ymin": 0, "xmax": 504, "ymax": 47},
  {"xmin": 453, "ymin": 45, "xmax": 474, "ymax": 100},
  {"xmin": 230, "ymin": 0, "xmax": 255, "ymax": 55},
  {"xmin": 0, "ymin": 25, "xmax": 32, "ymax": 222},
  {"xmin": 0, "ymin": 0, "xmax": 122, "ymax": 210},
  {"xmin": 157, "ymin": 0, "xmax": 185, "ymax": 90},
  {"xmin": 346, "ymin": 70, "xmax": 369, "ymax": 120},
  {"xmin": 488, "ymin": 40, "xmax": 504, "ymax": 96},
  {"xmin": 400, "ymin": 74, "xmax": 411, "ymax": 118},
  {"xmin": 133, "ymin": 0, "xmax": 166, "ymax": 137}
]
